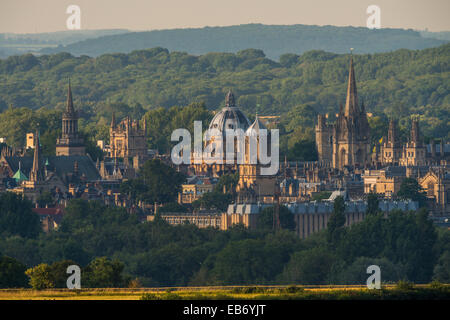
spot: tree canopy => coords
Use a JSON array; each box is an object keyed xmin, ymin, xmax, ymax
[
  {"xmin": 0, "ymin": 192, "xmax": 41, "ymax": 238},
  {"xmin": 0, "ymin": 197, "xmax": 446, "ymax": 287},
  {"xmin": 397, "ymin": 178, "xmax": 428, "ymax": 207},
  {"xmin": 0, "ymin": 44, "xmax": 448, "ymax": 156}
]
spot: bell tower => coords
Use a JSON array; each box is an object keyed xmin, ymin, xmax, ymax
[
  {"xmin": 56, "ymin": 80, "xmax": 85, "ymax": 156},
  {"xmin": 332, "ymin": 54, "xmax": 371, "ymax": 169}
]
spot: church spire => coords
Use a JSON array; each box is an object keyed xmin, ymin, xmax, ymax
[
  {"xmin": 56, "ymin": 81, "xmax": 85, "ymax": 156},
  {"xmin": 66, "ymin": 78, "xmax": 75, "ymax": 114},
  {"xmin": 111, "ymin": 112, "xmax": 116, "ymax": 128},
  {"xmin": 344, "ymin": 53, "xmax": 358, "ymax": 117},
  {"xmin": 31, "ymin": 130, "xmax": 43, "ymax": 182}
]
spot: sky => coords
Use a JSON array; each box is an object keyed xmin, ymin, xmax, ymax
[{"xmin": 1, "ymin": 0, "xmax": 449, "ymax": 34}]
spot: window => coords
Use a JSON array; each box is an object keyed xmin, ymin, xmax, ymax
[{"xmin": 427, "ymin": 182, "xmax": 435, "ymax": 197}]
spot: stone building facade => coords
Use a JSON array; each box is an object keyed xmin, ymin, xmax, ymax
[
  {"xmin": 109, "ymin": 114, "xmax": 147, "ymax": 159},
  {"xmin": 315, "ymin": 55, "xmax": 371, "ymax": 170},
  {"xmin": 236, "ymin": 115, "xmax": 277, "ymax": 204},
  {"xmin": 376, "ymin": 118, "xmax": 449, "ymax": 167},
  {"xmin": 419, "ymin": 168, "xmax": 450, "ymax": 215},
  {"xmin": 399, "ymin": 119, "xmax": 427, "ymax": 166},
  {"xmin": 380, "ymin": 119, "xmax": 402, "ymax": 166},
  {"xmin": 223, "ymin": 200, "xmax": 419, "ymax": 238}
]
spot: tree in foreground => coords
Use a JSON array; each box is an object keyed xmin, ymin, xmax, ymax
[
  {"xmin": 0, "ymin": 192, "xmax": 41, "ymax": 238},
  {"xmin": 433, "ymin": 251, "xmax": 450, "ymax": 283},
  {"xmin": 211, "ymin": 239, "xmax": 281, "ymax": 285},
  {"xmin": 257, "ymin": 205, "xmax": 295, "ymax": 231},
  {"xmin": 397, "ymin": 177, "xmax": 428, "ymax": 207},
  {"xmin": 280, "ymin": 247, "xmax": 334, "ymax": 285},
  {"xmin": 83, "ymin": 257, "xmax": 125, "ymax": 288},
  {"xmin": 25, "ymin": 263, "xmax": 54, "ymax": 290},
  {"xmin": 366, "ymin": 192, "xmax": 380, "ymax": 215},
  {"xmin": 327, "ymin": 196, "xmax": 346, "ymax": 246},
  {"xmin": 0, "ymin": 256, "xmax": 28, "ymax": 288},
  {"xmin": 49, "ymin": 260, "xmax": 78, "ymax": 288},
  {"xmin": 330, "ymin": 256, "xmax": 405, "ymax": 285}
]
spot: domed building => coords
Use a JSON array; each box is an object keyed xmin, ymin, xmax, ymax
[
  {"xmin": 208, "ymin": 91, "xmax": 251, "ymax": 134},
  {"xmin": 192, "ymin": 90, "xmax": 251, "ymax": 177}
]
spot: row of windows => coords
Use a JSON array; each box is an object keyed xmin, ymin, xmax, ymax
[{"xmin": 165, "ymin": 217, "xmax": 221, "ymax": 226}]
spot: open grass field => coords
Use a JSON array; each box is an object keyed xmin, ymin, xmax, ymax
[{"xmin": 0, "ymin": 284, "xmax": 449, "ymax": 300}]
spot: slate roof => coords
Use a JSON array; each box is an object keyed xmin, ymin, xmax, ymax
[{"xmin": 4, "ymin": 155, "xmax": 101, "ymax": 181}]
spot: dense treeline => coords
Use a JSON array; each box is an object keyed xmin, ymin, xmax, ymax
[
  {"xmin": 1, "ymin": 45, "xmax": 448, "ymax": 119},
  {"xmin": 0, "ymin": 44, "xmax": 448, "ymax": 159},
  {"xmin": 0, "ymin": 194, "xmax": 448, "ymax": 288}
]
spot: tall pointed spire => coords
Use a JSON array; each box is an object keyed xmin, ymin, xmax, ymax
[
  {"xmin": 344, "ymin": 53, "xmax": 358, "ymax": 117},
  {"xmin": 56, "ymin": 79, "xmax": 85, "ymax": 156},
  {"xmin": 111, "ymin": 112, "xmax": 116, "ymax": 128},
  {"xmin": 31, "ymin": 130, "xmax": 43, "ymax": 182},
  {"xmin": 66, "ymin": 78, "xmax": 75, "ymax": 114}
]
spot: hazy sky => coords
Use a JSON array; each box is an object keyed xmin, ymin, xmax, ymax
[{"xmin": 1, "ymin": 0, "xmax": 449, "ymax": 34}]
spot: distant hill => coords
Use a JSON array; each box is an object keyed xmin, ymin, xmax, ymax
[
  {"xmin": 0, "ymin": 29, "xmax": 129, "ymax": 58},
  {"xmin": 38, "ymin": 24, "xmax": 448, "ymax": 60},
  {"xmin": 420, "ymin": 30, "xmax": 450, "ymax": 41}
]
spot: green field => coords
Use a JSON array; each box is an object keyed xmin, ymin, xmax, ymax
[{"xmin": 1, "ymin": 284, "xmax": 449, "ymax": 300}]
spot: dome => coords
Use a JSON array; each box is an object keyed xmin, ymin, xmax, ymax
[{"xmin": 208, "ymin": 91, "xmax": 251, "ymax": 134}]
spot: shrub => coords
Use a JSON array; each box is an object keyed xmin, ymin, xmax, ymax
[
  {"xmin": 140, "ymin": 293, "xmax": 161, "ymax": 300},
  {"xmin": 25, "ymin": 264, "xmax": 54, "ymax": 290},
  {"xmin": 284, "ymin": 285, "xmax": 304, "ymax": 294},
  {"xmin": 128, "ymin": 278, "xmax": 142, "ymax": 288},
  {"xmin": 396, "ymin": 280, "xmax": 415, "ymax": 290}
]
